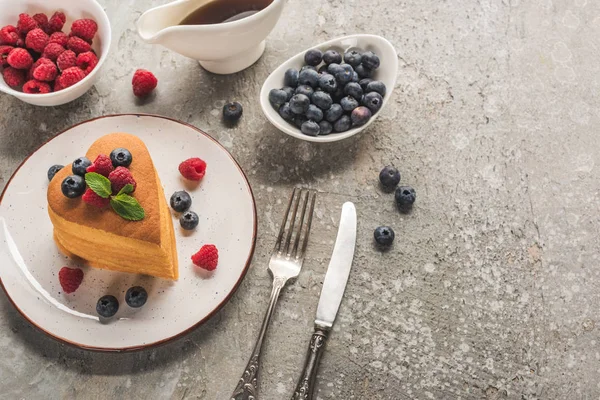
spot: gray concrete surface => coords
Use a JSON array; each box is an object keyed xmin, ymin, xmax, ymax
[{"xmin": 1, "ymin": 0, "xmax": 599, "ymax": 398}]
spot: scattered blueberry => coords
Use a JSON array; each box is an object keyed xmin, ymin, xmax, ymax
[
  {"xmin": 47, "ymin": 165, "xmax": 63, "ymax": 181},
  {"xmin": 318, "ymin": 73, "xmax": 338, "ymax": 93},
  {"xmin": 223, "ymin": 101, "xmax": 243, "ymax": 123},
  {"xmin": 325, "ymin": 103, "xmax": 343, "ymax": 122},
  {"xmin": 374, "ymin": 226, "xmax": 395, "ymax": 246},
  {"xmin": 281, "ymin": 86, "xmax": 295, "ymax": 100},
  {"xmin": 355, "ymin": 64, "xmax": 373, "ymax": 79},
  {"xmin": 279, "ymin": 102, "xmax": 295, "ymax": 121},
  {"xmin": 351, "ymin": 106, "xmax": 372, "ymax": 126},
  {"xmin": 170, "ymin": 190, "xmax": 192, "ymax": 212},
  {"xmin": 71, "ymin": 157, "xmax": 91, "ymax": 176},
  {"xmin": 269, "ymin": 88, "xmax": 288, "ymax": 107},
  {"xmin": 395, "ymin": 186, "xmax": 416, "ymax": 210},
  {"xmin": 289, "ymin": 94, "xmax": 311, "ymax": 115},
  {"xmin": 61, "ymin": 175, "xmax": 86, "ymax": 198},
  {"xmin": 96, "ymin": 295, "xmax": 119, "ymax": 318},
  {"xmin": 327, "ymin": 63, "xmax": 343, "ymax": 75},
  {"xmin": 343, "ymin": 82, "xmax": 363, "ymax": 100},
  {"xmin": 344, "ymin": 50, "xmax": 362, "ymax": 67},
  {"xmin": 359, "ymin": 78, "xmax": 374, "ymax": 92},
  {"xmin": 323, "ymin": 50, "xmax": 342, "ymax": 65},
  {"xmin": 284, "ymin": 68, "xmax": 299, "ymax": 87},
  {"xmin": 362, "ymin": 92, "xmax": 383, "ymax": 113},
  {"xmin": 298, "ymin": 68, "xmax": 320, "ymax": 87},
  {"xmin": 366, "ymin": 80, "xmax": 386, "ymax": 97},
  {"xmin": 333, "ymin": 115, "xmax": 352, "ymax": 132},
  {"xmin": 361, "ymin": 51, "xmax": 380, "ymax": 70},
  {"xmin": 304, "ymin": 49, "xmax": 323, "ymax": 66},
  {"xmin": 306, "ymin": 104, "xmax": 324, "ymax": 122},
  {"xmin": 312, "ymin": 91, "xmax": 333, "ymax": 110},
  {"xmin": 319, "ymin": 121, "xmax": 333, "ymax": 135},
  {"xmin": 379, "ymin": 166, "xmax": 401, "ymax": 188},
  {"xmin": 109, "ymin": 148, "xmax": 133, "ymax": 168},
  {"xmin": 340, "ymin": 96, "xmax": 359, "ymax": 112},
  {"xmin": 180, "ymin": 210, "xmax": 199, "ymax": 230},
  {"xmin": 125, "ymin": 286, "xmax": 148, "ymax": 308},
  {"xmin": 301, "ymin": 120, "xmax": 320, "ymax": 136},
  {"xmin": 295, "ymin": 84, "xmax": 314, "ymax": 97}
]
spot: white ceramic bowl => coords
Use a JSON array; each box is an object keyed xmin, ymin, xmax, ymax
[
  {"xmin": 0, "ymin": 0, "xmax": 111, "ymax": 106},
  {"xmin": 260, "ymin": 34, "xmax": 398, "ymax": 143}
]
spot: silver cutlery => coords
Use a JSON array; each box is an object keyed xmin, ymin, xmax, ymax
[
  {"xmin": 291, "ymin": 202, "xmax": 357, "ymax": 400},
  {"xmin": 231, "ymin": 188, "xmax": 317, "ymax": 400}
]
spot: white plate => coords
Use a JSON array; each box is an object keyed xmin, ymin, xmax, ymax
[{"xmin": 0, "ymin": 114, "xmax": 256, "ymax": 352}]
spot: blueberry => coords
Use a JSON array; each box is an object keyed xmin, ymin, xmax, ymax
[
  {"xmin": 343, "ymin": 82, "xmax": 363, "ymax": 100},
  {"xmin": 269, "ymin": 88, "xmax": 288, "ymax": 107},
  {"xmin": 180, "ymin": 210, "xmax": 199, "ymax": 230},
  {"xmin": 109, "ymin": 148, "xmax": 133, "ymax": 168},
  {"xmin": 323, "ymin": 50, "xmax": 342, "ymax": 65},
  {"xmin": 223, "ymin": 101, "xmax": 243, "ymax": 123},
  {"xmin": 289, "ymin": 94, "xmax": 310, "ymax": 115},
  {"xmin": 304, "ymin": 49, "xmax": 323, "ymax": 66},
  {"xmin": 395, "ymin": 186, "xmax": 416, "ymax": 211},
  {"xmin": 294, "ymin": 115, "xmax": 308, "ymax": 129},
  {"xmin": 71, "ymin": 157, "xmax": 91, "ymax": 176},
  {"xmin": 359, "ymin": 78, "xmax": 374, "ymax": 92},
  {"xmin": 284, "ymin": 68, "xmax": 299, "ymax": 87},
  {"xmin": 311, "ymin": 91, "xmax": 333, "ymax": 110},
  {"xmin": 170, "ymin": 190, "xmax": 192, "ymax": 212},
  {"xmin": 281, "ymin": 86, "xmax": 295, "ymax": 101},
  {"xmin": 298, "ymin": 68, "xmax": 320, "ymax": 87},
  {"xmin": 96, "ymin": 295, "xmax": 119, "ymax": 318},
  {"xmin": 295, "ymin": 84, "xmax": 314, "ymax": 97},
  {"xmin": 278, "ymin": 102, "xmax": 295, "ymax": 121},
  {"xmin": 318, "ymin": 73, "xmax": 337, "ymax": 93},
  {"xmin": 319, "ymin": 121, "xmax": 333, "ymax": 135},
  {"xmin": 325, "ymin": 103, "xmax": 343, "ymax": 122},
  {"xmin": 351, "ymin": 106, "xmax": 372, "ymax": 126},
  {"xmin": 344, "ymin": 50, "xmax": 362, "ymax": 67},
  {"xmin": 355, "ymin": 64, "xmax": 373, "ymax": 79},
  {"xmin": 361, "ymin": 51, "xmax": 380, "ymax": 70},
  {"xmin": 125, "ymin": 286, "xmax": 148, "ymax": 308},
  {"xmin": 61, "ymin": 175, "xmax": 86, "ymax": 198},
  {"xmin": 335, "ymin": 64, "xmax": 354, "ymax": 85},
  {"xmin": 331, "ymin": 87, "xmax": 345, "ymax": 103},
  {"xmin": 340, "ymin": 96, "xmax": 359, "ymax": 112},
  {"xmin": 318, "ymin": 64, "xmax": 329, "ymax": 74},
  {"xmin": 333, "ymin": 115, "xmax": 352, "ymax": 132},
  {"xmin": 352, "ymin": 71, "xmax": 359, "ymax": 82},
  {"xmin": 301, "ymin": 120, "xmax": 320, "ymax": 136},
  {"xmin": 327, "ymin": 63, "xmax": 343, "ymax": 75},
  {"xmin": 362, "ymin": 92, "xmax": 383, "ymax": 113},
  {"xmin": 47, "ymin": 165, "xmax": 63, "ymax": 181},
  {"xmin": 306, "ymin": 105, "xmax": 324, "ymax": 122},
  {"xmin": 379, "ymin": 166, "xmax": 401, "ymax": 188},
  {"xmin": 374, "ymin": 226, "xmax": 395, "ymax": 246},
  {"xmin": 366, "ymin": 80, "xmax": 386, "ymax": 96}
]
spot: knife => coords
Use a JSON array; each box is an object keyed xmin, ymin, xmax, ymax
[{"xmin": 291, "ymin": 202, "xmax": 357, "ymax": 400}]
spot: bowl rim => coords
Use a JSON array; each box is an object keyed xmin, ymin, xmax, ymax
[
  {"xmin": 260, "ymin": 34, "xmax": 398, "ymax": 143},
  {"xmin": 0, "ymin": 0, "xmax": 112, "ymax": 99}
]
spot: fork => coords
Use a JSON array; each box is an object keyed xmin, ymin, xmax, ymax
[{"xmin": 231, "ymin": 188, "xmax": 317, "ymax": 400}]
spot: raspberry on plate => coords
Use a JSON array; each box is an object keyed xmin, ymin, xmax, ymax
[
  {"xmin": 0, "ymin": 45, "xmax": 13, "ymax": 67},
  {"xmin": 132, "ymin": 69, "xmax": 157, "ymax": 98},
  {"xmin": 7, "ymin": 48, "xmax": 33, "ymax": 69},
  {"xmin": 82, "ymin": 188, "xmax": 110, "ymax": 208},
  {"xmin": 32, "ymin": 61, "xmax": 58, "ymax": 82},
  {"xmin": 48, "ymin": 31, "xmax": 68, "ymax": 47},
  {"xmin": 17, "ymin": 13, "xmax": 38, "ymax": 35},
  {"xmin": 56, "ymin": 66, "xmax": 86, "ymax": 88},
  {"xmin": 108, "ymin": 166, "xmax": 137, "ymax": 193},
  {"xmin": 178, "ymin": 157, "xmax": 207, "ymax": 181},
  {"xmin": 48, "ymin": 11, "xmax": 66, "ymax": 33},
  {"xmin": 58, "ymin": 266, "xmax": 84, "ymax": 294},
  {"xmin": 70, "ymin": 19, "xmax": 98, "ymax": 42},
  {"xmin": 2, "ymin": 67, "xmax": 25, "ymax": 87},
  {"xmin": 86, "ymin": 154, "xmax": 114, "ymax": 177},
  {"xmin": 0, "ymin": 25, "xmax": 19, "ymax": 46},
  {"xmin": 191, "ymin": 244, "xmax": 219, "ymax": 271},
  {"xmin": 76, "ymin": 51, "xmax": 98, "ymax": 75},
  {"xmin": 67, "ymin": 36, "xmax": 91, "ymax": 54},
  {"xmin": 32, "ymin": 13, "xmax": 49, "ymax": 33},
  {"xmin": 56, "ymin": 49, "xmax": 76, "ymax": 71},
  {"xmin": 22, "ymin": 80, "xmax": 52, "ymax": 94},
  {"xmin": 42, "ymin": 42, "xmax": 65, "ymax": 61}
]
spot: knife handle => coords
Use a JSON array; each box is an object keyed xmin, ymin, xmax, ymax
[{"xmin": 291, "ymin": 327, "xmax": 330, "ymax": 400}]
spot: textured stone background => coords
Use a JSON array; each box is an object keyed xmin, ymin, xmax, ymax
[{"xmin": 1, "ymin": 0, "xmax": 600, "ymax": 399}]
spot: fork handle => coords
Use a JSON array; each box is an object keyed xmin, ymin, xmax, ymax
[
  {"xmin": 231, "ymin": 276, "xmax": 287, "ymax": 400},
  {"xmin": 290, "ymin": 327, "xmax": 330, "ymax": 400}
]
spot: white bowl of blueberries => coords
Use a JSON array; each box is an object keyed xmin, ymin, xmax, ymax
[{"xmin": 260, "ymin": 34, "xmax": 398, "ymax": 142}]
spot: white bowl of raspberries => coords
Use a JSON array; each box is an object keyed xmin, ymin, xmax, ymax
[{"xmin": 0, "ymin": 0, "xmax": 111, "ymax": 106}]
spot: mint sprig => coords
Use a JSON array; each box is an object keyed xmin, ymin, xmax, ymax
[
  {"xmin": 85, "ymin": 172, "xmax": 112, "ymax": 198},
  {"xmin": 117, "ymin": 184, "xmax": 134, "ymax": 196},
  {"xmin": 85, "ymin": 173, "xmax": 145, "ymax": 221}
]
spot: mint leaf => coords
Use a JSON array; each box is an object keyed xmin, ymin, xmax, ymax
[
  {"xmin": 117, "ymin": 184, "xmax": 134, "ymax": 196},
  {"xmin": 85, "ymin": 172, "xmax": 112, "ymax": 198},
  {"xmin": 110, "ymin": 194, "xmax": 145, "ymax": 221}
]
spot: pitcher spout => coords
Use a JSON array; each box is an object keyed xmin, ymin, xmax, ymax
[{"xmin": 136, "ymin": 0, "xmax": 192, "ymax": 44}]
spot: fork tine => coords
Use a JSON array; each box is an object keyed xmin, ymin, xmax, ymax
[
  {"xmin": 281, "ymin": 189, "xmax": 302, "ymax": 254},
  {"xmin": 297, "ymin": 191, "xmax": 316, "ymax": 260},
  {"xmin": 274, "ymin": 188, "xmax": 296, "ymax": 252},
  {"xmin": 288, "ymin": 190, "xmax": 310, "ymax": 257}
]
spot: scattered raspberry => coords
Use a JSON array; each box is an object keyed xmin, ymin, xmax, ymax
[
  {"xmin": 17, "ymin": 13, "xmax": 38, "ymax": 35},
  {"xmin": 48, "ymin": 11, "xmax": 66, "ymax": 33},
  {"xmin": 25, "ymin": 28, "xmax": 49, "ymax": 53},
  {"xmin": 58, "ymin": 267, "xmax": 84, "ymax": 294},
  {"xmin": 86, "ymin": 154, "xmax": 113, "ymax": 177},
  {"xmin": 32, "ymin": 61, "xmax": 57, "ymax": 82},
  {"xmin": 56, "ymin": 49, "xmax": 76, "ymax": 71},
  {"xmin": 48, "ymin": 32, "xmax": 68, "ymax": 47},
  {"xmin": 0, "ymin": 45, "xmax": 13, "ymax": 67},
  {"xmin": 2, "ymin": 67, "xmax": 25, "ymax": 87},
  {"xmin": 76, "ymin": 51, "xmax": 98, "ymax": 75},
  {"xmin": 178, "ymin": 158, "xmax": 207, "ymax": 181},
  {"xmin": 42, "ymin": 42, "xmax": 64, "ymax": 61},
  {"xmin": 56, "ymin": 66, "xmax": 85, "ymax": 88},
  {"xmin": 32, "ymin": 13, "xmax": 49, "ymax": 33},
  {"xmin": 82, "ymin": 188, "xmax": 110, "ymax": 208},
  {"xmin": 67, "ymin": 36, "xmax": 91, "ymax": 54},
  {"xmin": 191, "ymin": 245, "xmax": 219, "ymax": 271},
  {"xmin": 22, "ymin": 79, "xmax": 51, "ymax": 94},
  {"xmin": 108, "ymin": 166, "xmax": 137, "ymax": 193},
  {"xmin": 0, "ymin": 25, "xmax": 19, "ymax": 46},
  {"xmin": 70, "ymin": 19, "xmax": 98, "ymax": 42},
  {"xmin": 7, "ymin": 48, "xmax": 33, "ymax": 69},
  {"xmin": 132, "ymin": 69, "xmax": 157, "ymax": 97}
]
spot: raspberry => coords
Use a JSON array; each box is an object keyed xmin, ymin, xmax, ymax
[
  {"xmin": 7, "ymin": 48, "xmax": 33, "ymax": 69},
  {"xmin": 178, "ymin": 158, "xmax": 207, "ymax": 181},
  {"xmin": 27, "ymin": 57, "xmax": 53, "ymax": 80},
  {"xmin": 76, "ymin": 51, "xmax": 98, "ymax": 75},
  {"xmin": 25, "ymin": 28, "xmax": 49, "ymax": 53},
  {"xmin": 70, "ymin": 19, "xmax": 98, "ymax": 42},
  {"xmin": 22, "ymin": 80, "xmax": 51, "ymax": 94},
  {"xmin": 0, "ymin": 25, "xmax": 19, "ymax": 46},
  {"xmin": 42, "ymin": 42, "xmax": 65, "ymax": 61},
  {"xmin": 67, "ymin": 36, "xmax": 91, "ymax": 54},
  {"xmin": 132, "ymin": 69, "xmax": 157, "ymax": 97},
  {"xmin": 32, "ymin": 13, "xmax": 49, "ymax": 33},
  {"xmin": 82, "ymin": 188, "xmax": 110, "ymax": 208},
  {"xmin": 56, "ymin": 66, "xmax": 85, "ymax": 88},
  {"xmin": 48, "ymin": 32, "xmax": 68, "ymax": 47},
  {"xmin": 86, "ymin": 154, "xmax": 113, "ymax": 177},
  {"xmin": 54, "ymin": 79, "xmax": 64, "ymax": 92},
  {"xmin": 0, "ymin": 45, "xmax": 13, "ymax": 67},
  {"xmin": 191, "ymin": 245, "xmax": 219, "ymax": 271},
  {"xmin": 56, "ymin": 49, "xmax": 76, "ymax": 71},
  {"xmin": 17, "ymin": 13, "xmax": 38, "ymax": 35},
  {"xmin": 58, "ymin": 267, "xmax": 84, "ymax": 294},
  {"xmin": 108, "ymin": 166, "xmax": 137, "ymax": 193},
  {"xmin": 2, "ymin": 67, "xmax": 25, "ymax": 87},
  {"xmin": 48, "ymin": 11, "xmax": 66, "ymax": 33},
  {"xmin": 32, "ymin": 61, "xmax": 57, "ymax": 82}
]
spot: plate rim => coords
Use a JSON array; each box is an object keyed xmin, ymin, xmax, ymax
[{"xmin": 0, "ymin": 113, "xmax": 258, "ymax": 353}]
